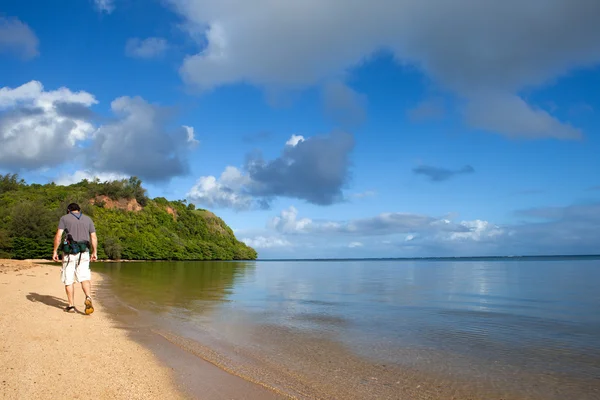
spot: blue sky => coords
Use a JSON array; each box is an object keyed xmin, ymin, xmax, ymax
[{"xmin": 1, "ymin": 0, "xmax": 599, "ymax": 258}]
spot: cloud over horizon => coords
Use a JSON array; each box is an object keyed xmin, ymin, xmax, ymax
[{"xmin": 239, "ymin": 202, "xmax": 600, "ymax": 258}]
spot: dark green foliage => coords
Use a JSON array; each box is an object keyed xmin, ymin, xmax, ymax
[
  {"xmin": 0, "ymin": 174, "xmax": 257, "ymax": 261},
  {"xmin": 103, "ymin": 237, "xmax": 123, "ymax": 260},
  {"xmin": 0, "ymin": 173, "xmax": 25, "ymax": 194}
]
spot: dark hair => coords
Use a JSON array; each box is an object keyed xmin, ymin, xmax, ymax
[{"xmin": 67, "ymin": 203, "xmax": 81, "ymax": 212}]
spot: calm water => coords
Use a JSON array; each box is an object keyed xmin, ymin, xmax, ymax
[{"xmin": 95, "ymin": 258, "xmax": 600, "ymax": 399}]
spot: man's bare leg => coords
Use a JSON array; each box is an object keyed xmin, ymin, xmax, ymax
[
  {"xmin": 65, "ymin": 284, "xmax": 75, "ymax": 306},
  {"xmin": 81, "ymin": 280, "xmax": 91, "ymax": 298}
]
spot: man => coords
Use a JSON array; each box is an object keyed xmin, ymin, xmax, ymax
[{"xmin": 52, "ymin": 203, "xmax": 98, "ymax": 314}]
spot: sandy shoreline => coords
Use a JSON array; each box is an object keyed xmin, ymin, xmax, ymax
[
  {"xmin": 0, "ymin": 259, "xmax": 186, "ymax": 399},
  {"xmin": 0, "ymin": 259, "xmax": 289, "ymax": 400}
]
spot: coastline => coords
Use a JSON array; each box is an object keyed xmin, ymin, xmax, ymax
[
  {"xmin": 0, "ymin": 259, "xmax": 286, "ymax": 400},
  {"xmin": 0, "ymin": 259, "xmax": 186, "ymax": 400},
  {"xmin": 6, "ymin": 258, "xmax": 596, "ymax": 400}
]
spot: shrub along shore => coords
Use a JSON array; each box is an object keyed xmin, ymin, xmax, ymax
[{"xmin": 0, "ymin": 174, "xmax": 257, "ymax": 261}]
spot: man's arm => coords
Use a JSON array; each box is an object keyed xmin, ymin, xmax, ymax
[
  {"xmin": 90, "ymin": 232, "xmax": 98, "ymax": 261},
  {"xmin": 52, "ymin": 228, "xmax": 64, "ymax": 262}
]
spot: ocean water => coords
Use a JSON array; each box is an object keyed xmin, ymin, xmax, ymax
[{"xmin": 94, "ymin": 257, "xmax": 600, "ymax": 400}]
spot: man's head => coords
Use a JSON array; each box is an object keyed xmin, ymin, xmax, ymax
[{"xmin": 67, "ymin": 203, "xmax": 81, "ymax": 213}]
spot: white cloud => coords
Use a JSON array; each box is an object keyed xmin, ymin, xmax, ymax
[
  {"xmin": 183, "ymin": 125, "xmax": 200, "ymax": 146},
  {"xmin": 0, "ymin": 17, "xmax": 39, "ymax": 60},
  {"xmin": 125, "ymin": 37, "xmax": 169, "ymax": 59},
  {"xmin": 0, "ymin": 81, "xmax": 97, "ymax": 170},
  {"xmin": 267, "ymin": 206, "xmax": 312, "ymax": 233},
  {"xmin": 242, "ymin": 236, "xmax": 292, "ymax": 249},
  {"xmin": 54, "ymin": 170, "xmax": 129, "ymax": 186},
  {"xmin": 444, "ymin": 220, "xmax": 505, "ymax": 242},
  {"xmin": 0, "ymin": 81, "xmax": 195, "ymax": 181},
  {"xmin": 267, "ymin": 206, "xmax": 469, "ymax": 236},
  {"xmin": 285, "ymin": 134, "xmax": 304, "ymax": 147},
  {"xmin": 187, "ymin": 166, "xmax": 254, "ymax": 210},
  {"xmin": 242, "ymin": 202, "xmax": 600, "ymax": 258},
  {"xmin": 88, "ymin": 96, "xmax": 194, "ymax": 182},
  {"xmin": 94, "ymin": 0, "xmax": 115, "ymax": 14},
  {"xmin": 168, "ymin": 0, "xmax": 600, "ymax": 139},
  {"xmin": 187, "ymin": 132, "xmax": 354, "ymax": 209}
]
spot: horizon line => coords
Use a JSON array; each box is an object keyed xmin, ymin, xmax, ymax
[{"xmin": 254, "ymin": 254, "xmax": 600, "ymax": 262}]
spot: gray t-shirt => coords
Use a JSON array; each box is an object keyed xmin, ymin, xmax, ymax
[{"xmin": 58, "ymin": 212, "xmax": 96, "ymax": 243}]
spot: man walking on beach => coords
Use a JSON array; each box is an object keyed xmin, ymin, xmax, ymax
[{"xmin": 52, "ymin": 203, "xmax": 98, "ymax": 314}]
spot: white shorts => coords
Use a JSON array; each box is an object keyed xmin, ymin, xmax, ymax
[{"xmin": 61, "ymin": 251, "xmax": 91, "ymax": 285}]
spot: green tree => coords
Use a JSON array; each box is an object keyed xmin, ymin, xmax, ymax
[{"xmin": 0, "ymin": 174, "xmax": 257, "ymax": 261}]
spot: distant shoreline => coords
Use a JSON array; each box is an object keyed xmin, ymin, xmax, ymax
[
  {"xmin": 256, "ymin": 254, "xmax": 600, "ymax": 262},
  {"xmin": 4, "ymin": 254, "xmax": 599, "ymax": 264}
]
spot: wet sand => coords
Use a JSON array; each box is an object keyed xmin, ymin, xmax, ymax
[{"xmin": 0, "ymin": 260, "xmax": 285, "ymax": 400}]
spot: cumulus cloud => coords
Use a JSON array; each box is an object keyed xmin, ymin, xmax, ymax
[
  {"xmin": 243, "ymin": 205, "xmax": 505, "ymax": 258},
  {"xmin": 187, "ymin": 131, "xmax": 355, "ymax": 209},
  {"xmin": 54, "ymin": 170, "xmax": 129, "ymax": 186},
  {"xmin": 267, "ymin": 206, "xmax": 312, "ymax": 233},
  {"xmin": 267, "ymin": 206, "xmax": 470, "ymax": 236},
  {"xmin": 444, "ymin": 220, "xmax": 505, "ymax": 242},
  {"xmin": 88, "ymin": 96, "xmax": 194, "ymax": 182},
  {"xmin": 125, "ymin": 37, "xmax": 169, "ymax": 59},
  {"xmin": 0, "ymin": 81, "xmax": 196, "ymax": 182},
  {"xmin": 413, "ymin": 164, "xmax": 474, "ymax": 182},
  {"xmin": 0, "ymin": 17, "xmax": 39, "ymax": 60},
  {"xmin": 285, "ymin": 134, "xmax": 304, "ymax": 147},
  {"xmin": 243, "ymin": 202, "xmax": 600, "ymax": 258},
  {"xmin": 94, "ymin": 0, "xmax": 115, "ymax": 14},
  {"xmin": 186, "ymin": 166, "xmax": 255, "ymax": 210},
  {"xmin": 241, "ymin": 236, "xmax": 292, "ymax": 250},
  {"xmin": 0, "ymin": 81, "xmax": 97, "ymax": 170},
  {"xmin": 167, "ymin": 0, "xmax": 600, "ymax": 139}
]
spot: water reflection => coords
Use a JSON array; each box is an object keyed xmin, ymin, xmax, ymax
[
  {"xmin": 96, "ymin": 258, "xmax": 600, "ymax": 399},
  {"xmin": 94, "ymin": 260, "xmax": 255, "ymax": 315}
]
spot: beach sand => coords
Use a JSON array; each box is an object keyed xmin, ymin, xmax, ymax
[{"xmin": 0, "ymin": 260, "xmax": 285, "ymax": 400}]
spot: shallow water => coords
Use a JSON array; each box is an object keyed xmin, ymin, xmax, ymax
[{"xmin": 94, "ymin": 257, "xmax": 600, "ymax": 399}]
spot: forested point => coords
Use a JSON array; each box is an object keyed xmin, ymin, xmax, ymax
[{"xmin": 0, "ymin": 173, "xmax": 257, "ymax": 261}]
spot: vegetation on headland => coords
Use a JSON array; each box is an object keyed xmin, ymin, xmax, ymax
[{"xmin": 0, "ymin": 174, "xmax": 257, "ymax": 261}]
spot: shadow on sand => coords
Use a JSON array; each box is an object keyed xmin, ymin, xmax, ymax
[{"xmin": 26, "ymin": 292, "xmax": 86, "ymax": 315}]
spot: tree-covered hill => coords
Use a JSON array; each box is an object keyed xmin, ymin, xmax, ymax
[{"xmin": 0, "ymin": 174, "xmax": 257, "ymax": 261}]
